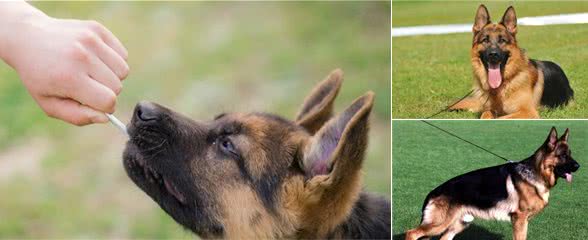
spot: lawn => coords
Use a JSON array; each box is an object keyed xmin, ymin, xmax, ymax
[
  {"xmin": 392, "ymin": 2, "xmax": 588, "ymax": 119},
  {"xmin": 392, "ymin": 120, "xmax": 588, "ymax": 239},
  {"xmin": 0, "ymin": 2, "xmax": 390, "ymax": 238}
]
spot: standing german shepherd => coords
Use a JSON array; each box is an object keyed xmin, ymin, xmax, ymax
[
  {"xmin": 122, "ymin": 69, "xmax": 391, "ymax": 239},
  {"xmin": 405, "ymin": 127, "xmax": 580, "ymax": 240},
  {"xmin": 450, "ymin": 5, "xmax": 574, "ymax": 119}
]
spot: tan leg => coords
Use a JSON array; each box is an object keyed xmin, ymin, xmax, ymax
[
  {"xmin": 440, "ymin": 219, "xmax": 470, "ymax": 240},
  {"xmin": 405, "ymin": 228, "xmax": 424, "ymax": 240},
  {"xmin": 511, "ymin": 213, "xmax": 529, "ymax": 240},
  {"xmin": 449, "ymin": 97, "xmax": 482, "ymax": 112},
  {"xmin": 480, "ymin": 111, "xmax": 494, "ymax": 119},
  {"xmin": 405, "ymin": 223, "xmax": 451, "ymax": 240},
  {"xmin": 405, "ymin": 205, "xmax": 459, "ymax": 240},
  {"xmin": 498, "ymin": 108, "xmax": 539, "ymax": 119}
]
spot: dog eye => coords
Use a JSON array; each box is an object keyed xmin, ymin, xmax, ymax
[
  {"xmin": 482, "ymin": 37, "xmax": 489, "ymax": 43},
  {"xmin": 218, "ymin": 137, "xmax": 238, "ymax": 156},
  {"xmin": 498, "ymin": 37, "xmax": 506, "ymax": 44}
]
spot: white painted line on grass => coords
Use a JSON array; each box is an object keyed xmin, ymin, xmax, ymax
[{"xmin": 392, "ymin": 12, "xmax": 588, "ymax": 37}]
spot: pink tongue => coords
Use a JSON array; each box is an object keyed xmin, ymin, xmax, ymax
[
  {"xmin": 565, "ymin": 173, "xmax": 573, "ymax": 183},
  {"xmin": 488, "ymin": 68, "xmax": 502, "ymax": 89}
]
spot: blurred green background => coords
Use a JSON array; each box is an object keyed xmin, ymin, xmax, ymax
[{"xmin": 0, "ymin": 2, "xmax": 390, "ymax": 238}]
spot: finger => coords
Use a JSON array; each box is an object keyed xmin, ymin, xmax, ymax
[
  {"xmin": 41, "ymin": 97, "xmax": 108, "ymax": 126},
  {"xmin": 91, "ymin": 40, "xmax": 129, "ymax": 80},
  {"xmin": 87, "ymin": 52, "xmax": 123, "ymax": 95},
  {"xmin": 68, "ymin": 75, "xmax": 117, "ymax": 113},
  {"xmin": 87, "ymin": 21, "xmax": 128, "ymax": 60}
]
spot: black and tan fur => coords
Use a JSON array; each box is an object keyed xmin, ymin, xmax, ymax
[
  {"xmin": 122, "ymin": 69, "xmax": 391, "ymax": 239},
  {"xmin": 450, "ymin": 5, "xmax": 574, "ymax": 119},
  {"xmin": 405, "ymin": 127, "xmax": 580, "ymax": 240}
]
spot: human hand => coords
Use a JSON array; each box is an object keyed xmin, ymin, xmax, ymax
[{"xmin": 0, "ymin": 2, "xmax": 129, "ymax": 126}]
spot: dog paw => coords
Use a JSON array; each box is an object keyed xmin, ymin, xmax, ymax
[{"xmin": 481, "ymin": 111, "xmax": 494, "ymax": 119}]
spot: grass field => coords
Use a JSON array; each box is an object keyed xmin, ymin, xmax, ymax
[
  {"xmin": 0, "ymin": 2, "xmax": 390, "ymax": 238},
  {"xmin": 392, "ymin": 2, "xmax": 588, "ymax": 118},
  {"xmin": 392, "ymin": 120, "xmax": 588, "ymax": 239}
]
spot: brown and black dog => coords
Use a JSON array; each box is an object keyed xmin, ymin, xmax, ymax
[
  {"xmin": 122, "ymin": 69, "xmax": 390, "ymax": 239},
  {"xmin": 450, "ymin": 5, "xmax": 574, "ymax": 119},
  {"xmin": 405, "ymin": 127, "xmax": 580, "ymax": 240}
]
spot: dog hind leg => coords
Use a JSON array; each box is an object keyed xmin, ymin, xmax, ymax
[
  {"xmin": 440, "ymin": 216, "xmax": 471, "ymax": 240},
  {"xmin": 405, "ymin": 202, "xmax": 459, "ymax": 240}
]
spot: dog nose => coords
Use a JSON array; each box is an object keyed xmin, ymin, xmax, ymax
[
  {"xmin": 574, "ymin": 162, "xmax": 580, "ymax": 170},
  {"xmin": 136, "ymin": 101, "xmax": 160, "ymax": 122},
  {"xmin": 488, "ymin": 50, "xmax": 499, "ymax": 59}
]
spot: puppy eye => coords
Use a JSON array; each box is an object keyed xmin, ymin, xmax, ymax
[
  {"xmin": 498, "ymin": 37, "xmax": 506, "ymax": 43},
  {"xmin": 218, "ymin": 137, "xmax": 237, "ymax": 156}
]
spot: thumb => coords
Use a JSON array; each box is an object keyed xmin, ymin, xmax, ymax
[{"xmin": 41, "ymin": 97, "xmax": 109, "ymax": 126}]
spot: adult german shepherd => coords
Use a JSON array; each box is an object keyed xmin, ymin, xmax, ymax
[
  {"xmin": 122, "ymin": 69, "xmax": 391, "ymax": 239},
  {"xmin": 450, "ymin": 5, "xmax": 574, "ymax": 119},
  {"xmin": 405, "ymin": 127, "xmax": 580, "ymax": 240}
]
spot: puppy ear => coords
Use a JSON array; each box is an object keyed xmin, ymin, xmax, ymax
[
  {"xmin": 302, "ymin": 91, "xmax": 373, "ymax": 187},
  {"xmin": 297, "ymin": 92, "xmax": 373, "ymax": 235},
  {"xmin": 559, "ymin": 128, "xmax": 570, "ymax": 142},
  {"xmin": 500, "ymin": 6, "xmax": 517, "ymax": 35},
  {"xmin": 544, "ymin": 127, "xmax": 558, "ymax": 150},
  {"xmin": 473, "ymin": 4, "xmax": 491, "ymax": 34},
  {"xmin": 295, "ymin": 69, "xmax": 343, "ymax": 134}
]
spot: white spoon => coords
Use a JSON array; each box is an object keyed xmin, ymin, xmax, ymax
[{"xmin": 106, "ymin": 113, "xmax": 128, "ymax": 137}]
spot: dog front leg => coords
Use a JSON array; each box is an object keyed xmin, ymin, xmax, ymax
[
  {"xmin": 448, "ymin": 97, "xmax": 482, "ymax": 112},
  {"xmin": 480, "ymin": 111, "xmax": 494, "ymax": 119},
  {"xmin": 511, "ymin": 213, "xmax": 529, "ymax": 240},
  {"xmin": 498, "ymin": 108, "xmax": 539, "ymax": 119}
]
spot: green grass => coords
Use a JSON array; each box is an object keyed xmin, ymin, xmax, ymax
[
  {"xmin": 0, "ymin": 2, "xmax": 390, "ymax": 238},
  {"xmin": 392, "ymin": 1, "xmax": 588, "ymax": 27},
  {"xmin": 392, "ymin": 120, "xmax": 588, "ymax": 239},
  {"xmin": 392, "ymin": 2, "xmax": 588, "ymax": 119}
]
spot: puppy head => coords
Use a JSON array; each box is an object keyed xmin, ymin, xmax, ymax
[{"xmin": 123, "ymin": 69, "xmax": 374, "ymax": 238}]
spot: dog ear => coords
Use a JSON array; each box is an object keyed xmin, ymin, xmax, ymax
[
  {"xmin": 302, "ymin": 92, "xmax": 373, "ymax": 179},
  {"xmin": 473, "ymin": 4, "xmax": 491, "ymax": 34},
  {"xmin": 544, "ymin": 127, "xmax": 558, "ymax": 151},
  {"xmin": 297, "ymin": 92, "xmax": 373, "ymax": 234},
  {"xmin": 559, "ymin": 128, "xmax": 570, "ymax": 142},
  {"xmin": 295, "ymin": 69, "xmax": 343, "ymax": 134},
  {"xmin": 500, "ymin": 6, "xmax": 517, "ymax": 35}
]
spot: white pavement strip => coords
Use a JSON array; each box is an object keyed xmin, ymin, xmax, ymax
[{"xmin": 392, "ymin": 13, "xmax": 588, "ymax": 37}]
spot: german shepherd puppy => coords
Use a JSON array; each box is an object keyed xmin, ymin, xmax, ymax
[
  {"xmin": 405, "ymin": 127, "xmax": 580, "ymax": 240},
  {"xmin": 122, "ymin": 69, "xmax": 391, "ymax": 239},
  {"xmin": 450, "ymin": 5, "xmax": 574, "ymax": 119}
]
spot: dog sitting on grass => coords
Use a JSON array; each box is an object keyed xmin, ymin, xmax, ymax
[
  {"xmin": 122, "ymin": 69, "xmax": 391, "ymax": 239},
  {"xmin": 450, "ymin": 5, "xmax": 574, "ymax": 118}
]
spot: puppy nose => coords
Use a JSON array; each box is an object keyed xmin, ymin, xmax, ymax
[{"xmin": 136, "ymin": 101, "xmax": 160, "ymax": 122}]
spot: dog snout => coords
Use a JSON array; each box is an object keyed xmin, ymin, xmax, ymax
[
  {"xmin": 573, "ymin": 162, "xmax": 580, "ymax": 171},
  {"xmin": 135, "ymin": 101, "xmax": 162, "ymax": 122},
  {"xmin": 488, "ymin": 49, "xmax": 500, "ymax": 61}
]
